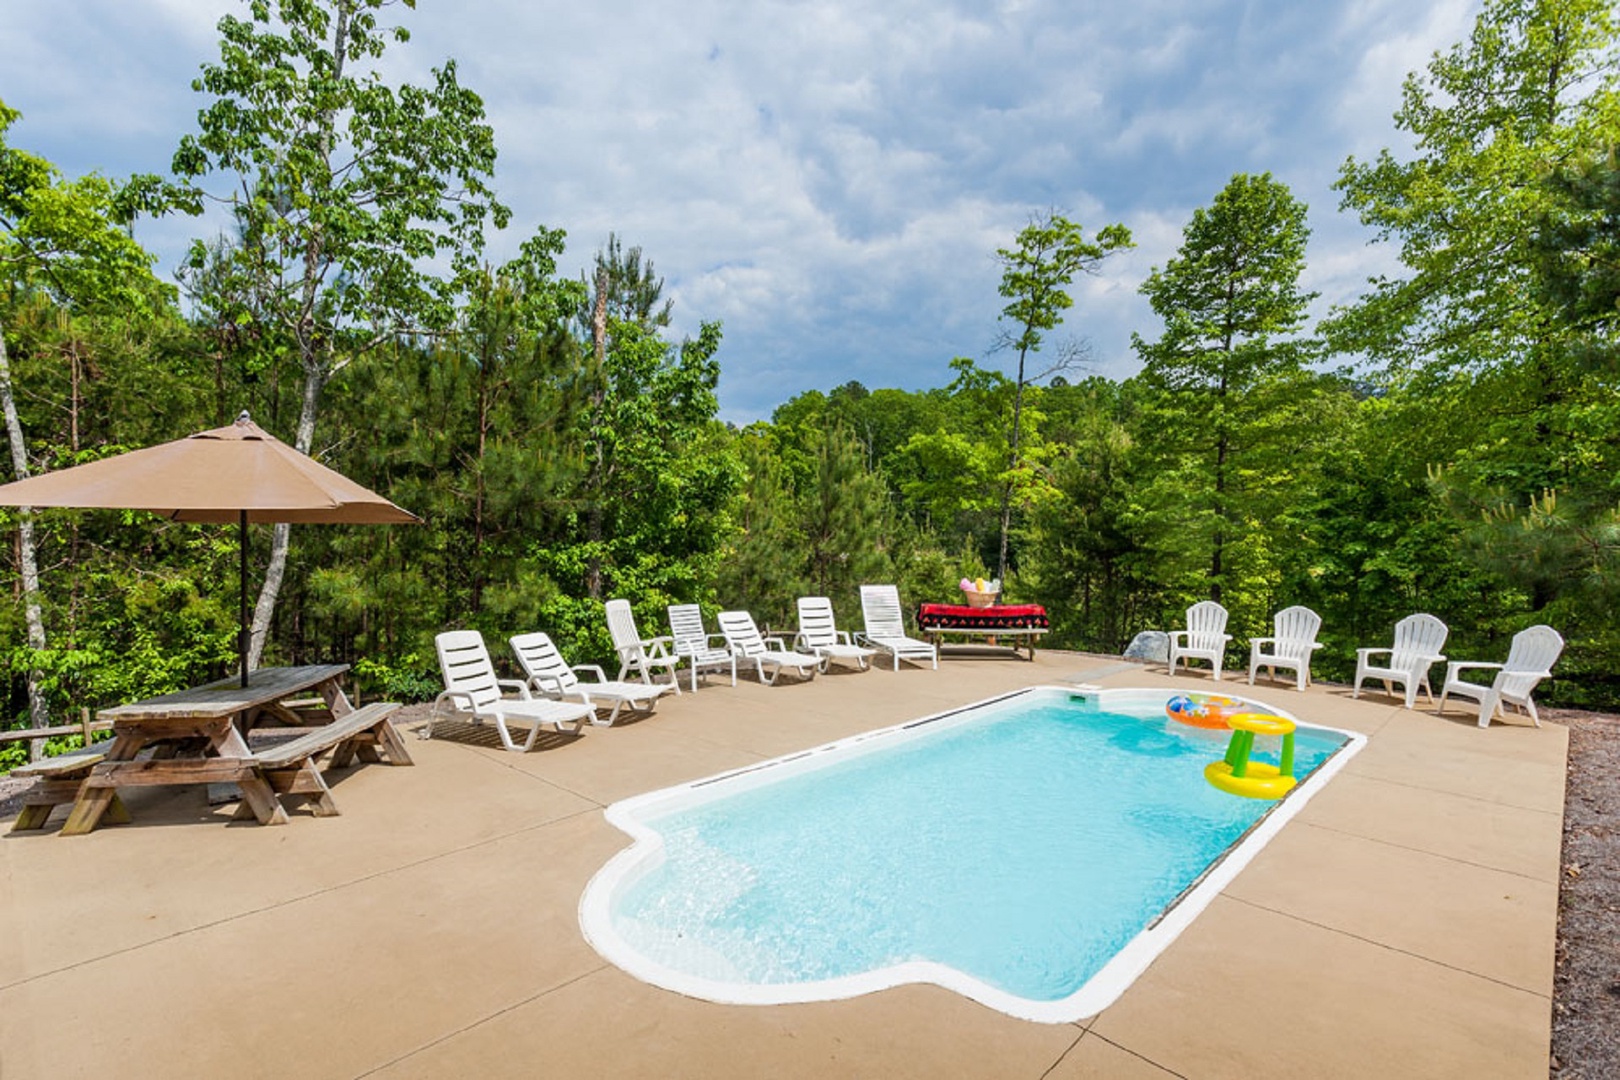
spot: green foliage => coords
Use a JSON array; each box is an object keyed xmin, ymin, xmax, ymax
[{"xmin": 1131, "ymin": 173, "xmax": 1319, "ymax": 625}]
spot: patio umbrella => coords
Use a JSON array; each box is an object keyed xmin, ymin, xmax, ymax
[{"xmin": 0, "ymin": 411, "xmax": 420, "ymax": 685}]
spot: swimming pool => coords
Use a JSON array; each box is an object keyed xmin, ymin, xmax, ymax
[{"xmin": 580, "ymin": 686, "xmax": 1363, "ymax": 1022}]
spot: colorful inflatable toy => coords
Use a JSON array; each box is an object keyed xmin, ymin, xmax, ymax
[
  {"xmin": 1204, "ymin": 712, "xmax": 1298, "ymax": 800},
  {"xmin": 1165, "ymin": 693, "xmax": 1246, "ymax": 730}
]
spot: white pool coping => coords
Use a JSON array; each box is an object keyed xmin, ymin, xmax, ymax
[{"xmin": 578, "ymin": 685, "xmax": 1367, "ymax": 1024}]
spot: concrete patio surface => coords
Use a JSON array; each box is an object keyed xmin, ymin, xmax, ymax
[{"xmin": 0, "ymin": 648, "xmax": 1564, "ymax": 1078}]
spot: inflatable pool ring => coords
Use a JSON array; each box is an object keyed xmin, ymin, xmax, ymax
[
  {"xmin": 1165, "ymin": 693, "xmax": 1245, "ymax": 730},
  {"xmin": 1204, "ymin": 712, "xmax": 1298, "ymax": 800}
]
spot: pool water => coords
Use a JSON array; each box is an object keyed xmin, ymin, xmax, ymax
[{"xmin": 581, "ymin": 687, "xmax": 1359, "ymax": 1022}]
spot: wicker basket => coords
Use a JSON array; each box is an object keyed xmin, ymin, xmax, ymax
[{"xmin": 961, "ymin": 588, "xmax": 999, "ymax": 609}]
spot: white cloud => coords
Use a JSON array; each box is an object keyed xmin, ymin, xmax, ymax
[{"xmin": 0, "ymin": 0, "xmax": 1486, "ymax": 422}]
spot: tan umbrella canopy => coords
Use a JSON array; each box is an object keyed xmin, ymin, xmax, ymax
[{"xmin": 0, "ymin": 411, "xmax": 419, "ymax": 684}]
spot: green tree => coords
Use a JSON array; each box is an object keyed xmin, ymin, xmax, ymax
[
  {"xmin": 1330, "ymin": 0, "xmax": 1619, "ymax": 378},
  {"xmin": 171, "ymin": 0, "xmax": 510, "ymax": 669},
  {"xmin": 991, "ymin": 212, "xmax": 1132, "ymax": 582},
  {"xmin": 0, "ymin": 99, "xmax": 169, "ymax": 725},
  {"xmin": 1132, "ymin": 173, "xmax": 1317, "ymax": 620},
  {"xmin": 801, "ymin": 424, "xmax": 890, "ymax": 614}
]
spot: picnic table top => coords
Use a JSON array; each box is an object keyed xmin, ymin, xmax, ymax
[{"xmin": 96, "ymin": 664, "xmax": 349, "ymax": 724}]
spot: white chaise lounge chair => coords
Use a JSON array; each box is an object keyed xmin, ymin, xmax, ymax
[
  {"xmin": 605, "ymin": 598, "xmax": 681, "ymax": 693},
  {"xmin": 1248, "ymin": 605, "xmax": 1324, "ymax": 691},
  {"xmin": 1353, "ymin": 613, "xmax": 1449, "ymax": 709},
  {"xmin": 1168, "ymin": 600, "xmax": 1232, "ymax": 680},
  {"xmin": 794, "ymin": 595, "xmax": 875, "ymax": 673},
  {"xmin": 718, "ymin": 610, "xmax": 820, "ymax": 685},
  {"xmin": 510, "ymin": 631, "xmax": 674, "ymax": 726},
  {"xmin": 667, "ymin": 603, "xmax": 737, "ymax": 690},
  {"xmin": 856, "ymin": 584, "xmax": 938, "ymax": 670},
  {"xmin": 428, "ymin": 630, "xmax": 592, "ymax": 752},
  {"xmin": 1438, "ymin": 624, "xmax": 1564, "ymax": 728}
]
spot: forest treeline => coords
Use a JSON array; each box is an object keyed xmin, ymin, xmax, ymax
[{"xmin": 2, "ymin": 0, "xmax": 1618, "ymax": 756}]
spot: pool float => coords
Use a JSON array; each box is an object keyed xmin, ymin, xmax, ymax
[
  {"xmin": 1165, "ymin": 693, "xmax": 1245, "ymax": 730},
  {"xmin": 1204, "ymin": 712, "xmax": 1297, "ymax": 800}
]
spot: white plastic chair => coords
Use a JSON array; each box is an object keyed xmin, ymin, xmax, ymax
[
  {"xmin": 1168, "ymin": 601, "xmax": 1232, "ymax": 680},
  {"xmin": 794, "ymin": 596, "xmax": 875, "ymax": 673},
  {"xmin": 856, "ymin": 584, "xmax": 938, "ymax": 670},
  {"xmin": 718, "ymin": 610, "xmax": 820, "ymax": 685},
  {"xmin": 1353, "ymin": 613, "xmax": 1449, "ymax": 709},
  {"xmin": 1438, "ymin": 624, "xmax": 1564, "ymax": 728},
  {"xmin": 510, "ymin": 631, "xmax": 674, "ymax": 726},
  {"xmin": 1248, "ymin": 605, "xmax": 1324, "ymax": 691},
  {"xmin": 427, "ymin": 630, "xmax": 592, "ymax": 752},
  {"xmin": 605, "ymin": 598, "xmax": 681, "ymax": 694},
  {"xmin": 667, "ymin": 604, "xmax": 737, "ymax": 691}
]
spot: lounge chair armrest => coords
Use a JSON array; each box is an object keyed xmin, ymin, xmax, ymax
[
  {"xmin": 497, "ymin": 678, "xmax": 532, "ymax": 700},
  {"xmin": 432, "ymin": 689, "xmax": 475, "ymax": 712},
  {"xmin": 836, "ymin": 630, "xmax": 853, "ymax": 645},
  {"xmin": 530, "ymin": 673, "xmax": 571, "ymax": 694},
  {"xmin": 765, "ymin": 636, "xmax": 787, "ymax": 650},
  {"xmin": 572, "ymin": 664, "xmax": 609, "ymax": 683},
  {"xmin": 641, "ymin": 635, "xmax": 674, "ymax": 657}
]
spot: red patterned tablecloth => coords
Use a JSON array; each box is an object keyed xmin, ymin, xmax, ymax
[{"xmin": 916, "ymin": 603, "xmax": 1050, "ymax": 631}]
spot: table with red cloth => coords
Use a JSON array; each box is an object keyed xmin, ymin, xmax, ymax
[{"xmin": 915, "ymin": 602, "xmax": 1050, "ymax": 661}]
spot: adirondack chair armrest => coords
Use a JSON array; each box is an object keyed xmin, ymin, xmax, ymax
[
  {"xmin": 1356, "ymin": 647, "xmax": 1391, "ymax": 663},
  {"xmin": 1250, "ymin": 636, "xmax": 1276, "ymax": 648},
  {"xmin": 1168, "ymin": 630, "xmax": 1190, "ymax": 646},
  {"xmin": 572, "ymin": 664, "xmax": 610, "ymax": 684},
  {"xmin": 1446, "ymin": 660, "xmax": 1502, "ymax": 678},
  {"xmin": 1218, "ymin": 633, "xmax": 1233, "ymax": 645},
  {"xmin": 1308, "ymin": 641, "xmax": 1325, "ymax": 651}
]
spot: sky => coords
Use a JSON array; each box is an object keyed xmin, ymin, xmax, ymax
[{"xmin": 2, "ymin": 0, "xmax": 1480, "ymax": 424}]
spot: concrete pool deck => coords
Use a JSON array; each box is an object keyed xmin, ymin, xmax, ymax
[{"xmin": 0, "ymin": 650, "xmax": 1563, "ymax": 1078}]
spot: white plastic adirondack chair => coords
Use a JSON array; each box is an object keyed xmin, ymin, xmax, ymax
[
  {"xmin": 510, "ymin": 631, "xmax": 673, "ymax": 726},
  {"xmin": 718, "ymin": 610, "xmax": 820, "ymax": 685},
  {"xmin": 667, "ymin": 604, "xmax": 737, "ymax": 690},
  {"xmin": 605, "ymin": 598, "xmax": 681, "ymax": 694},
  {"xmin": 1167, "ymin": 601, "xmax": 1232, "ymax": 680},
  {"xmin": 794, "ymin": 596, "xmax": 875, "ymax": 673},
  {"xmin": 1248, "ymin": 605, "xmax": 1324, "ymax": 691},
  {"xmin": 1353, "ymin": 613, "xmax": 1449, "ymax": 709},
  {"xmin": 856, "ymin": 584, "xmax": 937, "ymax": 670},
  {"xmin": 428, "ymin": 630, "xmax": 592, "ymax": 752},
  {"xmin": 1438, "ymin": 624, "xmax": 1564, "ymax": 728}
]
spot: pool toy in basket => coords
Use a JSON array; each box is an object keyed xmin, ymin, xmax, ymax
[
  {"xmin": 959, "ymin": 577, "xmax": 1001, "ymax": 609},
  {"xmin": 1204, "ymin": 711, "xmax": 1297, "ymax": 800}
]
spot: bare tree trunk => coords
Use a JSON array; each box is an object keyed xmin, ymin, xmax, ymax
[
  {"xmin": 248, "ymin": 367, "xmax": 324, "ymax": 671},
  {"xmin": 996, "ymin": 342, "xmax": 1032, "ymax": 585},
  {"xmin": 584, "ymin": 268, "xmax": 608, "ymax": 599},
  {"xmin": 0, "ymin": 319, "xmax": 51, "ymax": 726},
  {"xmin": 246, "ymin": 2, "xmax": 349, "ymax": 673}
]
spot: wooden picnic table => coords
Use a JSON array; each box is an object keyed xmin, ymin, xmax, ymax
[{"xmin": 59, "ymin": 665, "xmax": 353, "ymax": 836}]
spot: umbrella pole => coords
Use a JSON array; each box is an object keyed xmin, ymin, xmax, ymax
[{"xmin": 239, "ymin": 510, "xmax": 250, "ymax": 688}]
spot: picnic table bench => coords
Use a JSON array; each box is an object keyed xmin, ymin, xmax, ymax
[
  {"xmin": 8, "ymin": 743, "xmax": 129, "ymax": 833},
  {"xmin": 241, "ymin": 701, "xmax": 410, "ymax": 818}
]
